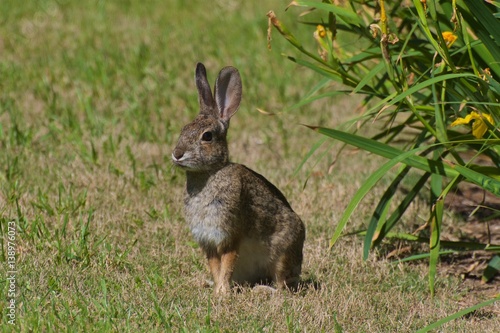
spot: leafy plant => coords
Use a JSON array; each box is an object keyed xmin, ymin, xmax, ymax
[{"xmin": 268, "ymin": 0, "xmax": 500, "ymax": 296}]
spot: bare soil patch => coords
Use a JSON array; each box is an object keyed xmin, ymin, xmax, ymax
[{"xmin": 443, "ymin": 182, "xmax": 500, "ymax": 311}]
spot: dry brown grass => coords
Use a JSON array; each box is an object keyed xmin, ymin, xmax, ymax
[{"xmin": 0, "ymin": 0, "xmax": 498, "ymax": 332}]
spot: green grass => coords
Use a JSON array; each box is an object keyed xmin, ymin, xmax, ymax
[{"xmin": 0, "ymin": 0, "xmax": 499, "ymax": 332}]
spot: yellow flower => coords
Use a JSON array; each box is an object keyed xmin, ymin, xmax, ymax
[
  {"xmin": 451, "ymin": 111, "xmax": 494, "ymax": 139},
  {"xmin": 314, "ymin": 25, "xmax": 331, "ymax": 61},
  {"xmin": 316, "ymin": 25, "xmax": 326, "ymax": 38},
  {"xmin": 442, "ymin": 31, "xmax": 457, "ymax": 48}
]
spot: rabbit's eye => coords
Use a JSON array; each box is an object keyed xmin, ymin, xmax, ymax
[{"xmin": 201, "ymin": 131, "xmax": 213, "ymax": 142}]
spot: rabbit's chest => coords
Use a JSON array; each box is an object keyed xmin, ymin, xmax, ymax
[{"xmin": 185, "ymin": 194, "xmax": 231, "ymax": 247}]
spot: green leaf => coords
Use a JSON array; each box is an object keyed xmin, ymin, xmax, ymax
[
  {"xmin": 411, "ymin": 0, "xmax": 444, "ymax": 56},
  {"xmin": 290, "ymin": 1, "xmax": 363, "ymax": 27},
  {"xmin": 416, "ymin": 295, "xmax": 500, "ymax": 333},
  {"xmin": 286, "ymin": 91, "xmax": 348, "ymax": 112},
  {"xmin": 462, "ymin": 0, "xmax": 500, "ymax": 45},
  {"xmin": 458, "ymin": 0, "xmax": 500, "ymax": 78},
  {"xmin": 373, "ymin": 173, "xmax": 431, "ymax": 247},
  {"xmin": 429, "ymin": 198, "xmax": 443, "ymax": 297},
  {"xmin": 325, "ymin": 143, "xmax": 434, "ymax": 248},
  {"xmin": 392, "ymin": 250, "xmax": 458, "ymax": 263},
  {"xmin": 331, "ymin": 312, "xmax": 344, "ymax": 333},
  {"xmin": 309, "ymin": 127, "xmax": 500, "ymax": 195},
  {"xmin": 367, "ymin": 73, "xmax": 478, "ymax": 114},
  {"xmin": 293, "ymin": 136, "xmax": 328, "ymax": 177},
  {"xmin": 364, "ymin": 194, "xmax": 392, "ymax": 260},
  {"xmin": 454, "ymin": 164, "xmax": 500, "ymax": 191},
  {"xmin": 285, "ymin": 56, "xmax": 359, "ymax": 87},
  {"xmin": 352, "ymin": 61, "xmax": 386, "ymax": 95},
  {"xmin": 356, "ymin": 231, "xmax": 500, "ymax": 251},
  {"xmin": 482, "ymin": 255, "xmax": 500, "ymax": 283},
  {"xmin": 363, "ymin": 166, "xmax": 411, "ymax": 260}
]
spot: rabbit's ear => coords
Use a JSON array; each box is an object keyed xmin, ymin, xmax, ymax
[
  {"xmin": 214, "ymin": 66, "xmax": 242, "ymax": 122},
  {"xmin": 195, "ymin": 63, "xmax": 216, "ymax": 115}
]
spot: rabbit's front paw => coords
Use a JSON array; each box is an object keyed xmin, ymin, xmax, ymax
[{"xmin": 214, "ymin": 281, "xmax": 231, "ymax": 295}]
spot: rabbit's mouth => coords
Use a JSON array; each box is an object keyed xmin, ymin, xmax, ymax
[
  {"xmin": 172, "ymin": 153, "xmax": 189, "ymax": 168},
  {"xmin": 171, "ymin": 152, "xmax": 201, "ymax": 171}
]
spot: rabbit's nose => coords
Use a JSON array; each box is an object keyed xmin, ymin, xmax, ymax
[{"xmin": 173, "ymin": 149, "xmax": 184, "ymax": 160}]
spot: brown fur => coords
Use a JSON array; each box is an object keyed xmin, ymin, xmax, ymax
[{"xmin": 172, "ymin": 63, "xmax": 305, "ymax": 294}]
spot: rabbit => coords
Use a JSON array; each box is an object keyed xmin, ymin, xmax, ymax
[{"xmin": 172, "ymin": 63, "xmax": 305, "ymax": 294}]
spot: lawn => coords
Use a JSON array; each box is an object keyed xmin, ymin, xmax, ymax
[{"xmin": 0, "ymin": 0, "xmax": 499, "ymax": 332}]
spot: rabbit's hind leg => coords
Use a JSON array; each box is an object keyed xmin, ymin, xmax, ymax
[{"xmin": 274, "ymin": 251, "xmax": 302, "ymax": 291}]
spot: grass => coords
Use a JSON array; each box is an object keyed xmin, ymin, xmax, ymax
[{"xmin": 0, "ymin": 0, "xmax": 499, "ymax": 332}]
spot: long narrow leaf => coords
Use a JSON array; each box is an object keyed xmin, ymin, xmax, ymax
[
  {"xmin": 286, "ymin": 91, "xmax": 349, "ymax": 111},
  {"xmin": 463, "ymin": 0, "xmax": 500, "ymax": 45},
  {"xmin": 429, "ymin": 198, "xmax": 443, "ymax": 297},
  {"xmin": 352, "ymin": 61, "xmax": 385, "ymax": 95},
  {"xmin": 309, "ymin": 126, "xmax": 500, "ymax": 195},
  {"xmin": 293, "ymin": 136, "xmax": 328, "ymax": 177},
  {"xmin": 289, "ymin": 1, "xmax": 363, "ymax": 26},
  {"xmin": 327, "ymin": 144, "xmax": 436, "ymax": 248},
  {"xmin": 366, "ymin": 73, "xmax": 478, "ymax": 115},
  {"xmin": 373, "ymin": 172, "xmax": 431, "ymax": 246},
  {"xmin": 378, "ymin": 232, "xmax": 500, "ymax": 251},
  {"xmin": 416, "ymin": 295, "xmax": 500, "ymax": 333},
  {"xmin": 429, "ymin": 149, "xmax": 444, "ymax": 297},
  {"xmin": 393, "ymin": 250, "xmax": 458, "ymax": 263},
  {"xmin": 458, "ymin": 0, "xmax": 500, "ymax": 78},
  {"xmin": 411, "ymin": 0, "xmax": 444, "ymax": 57},
  {"xmin": 363, "ymin": 166, "xmax": 411, "ymax": 259},
  {"xmin": 286, "ymin": 56, "xmax": 359, "ymax": 88}
]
